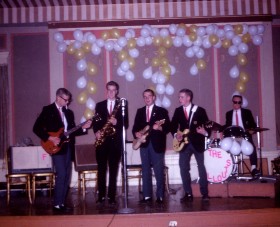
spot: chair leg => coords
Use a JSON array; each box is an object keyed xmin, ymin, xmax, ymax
[
  {"xmin": 32, "ymin": 175, "xmax": 36, "ymax": 203},
  {"xmin": 6, "ymin": 177, "xmax": 10, "ymax": 205},
  {"xmin": 27, "ymin": 175, "xmax": 32, "ymax": 204},
  {"xmin": 164, "ymin": 167, "xmax": 170, "ymax": 194},
  {"xmin": 82, "ymin": 173, "xmax": 86, "ymax": 200}
]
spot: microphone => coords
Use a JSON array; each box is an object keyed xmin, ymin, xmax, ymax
[{"xmin": 121, "ymin": 98, "xmax": 126, "ymax": 107}]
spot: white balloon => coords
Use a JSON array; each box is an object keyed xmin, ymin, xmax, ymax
[
  {"xmin": 54, "ymin": 32, "xmax": 64, "ymax": 43},
  {"xmin": 185, "ymin": 47, "xmax": 195, "ymax": 58},
  {"xmin": 214, "ymin": 40, "xmax": 222, "ymax": 48},
  {"xmin": 91, "ymin": 44, "xmax": 101, "ymax": 55},
  {"xmin": 80, "ymin": 116, "xmax": 86, "ymax": 124},
  {"xmin": 57, "ymin": 42, "xmax": 67, "ymax": 53},
  {"xmin": 242, "ymin": 24, "xmax": 249, "ymax": 34},
  {"xmin": 238, "ymin": 43, "xmax": 248, "ymax": 54},
  {"xmin": 151, "ymin": 72, "xmax": 159, "ymax": 83},
  {"xmin": 136, "ymin": 37, "xmax": 146, "ymax": 47},
  {"xmin": 125, "ymin": 70, "xmax": 135, "ymax": 81},
  {"xmin": 229, "ymin": 65, "xmax": 239, "ymax": 78},
  {"xmin": 150, "ymin": 27, "xmax": 160, "ymax": 37},
  {"xmin": 257, "ymin": 24, "xmax": 265, "ymax": 34},
  {"xmin": 127, "ymin": 28, "xmax": 136, "ymax": 38},
  {"xmin": 129, "ymin": 48, "xmax": 139, "ymax": 58},
  {"xmin": 117, "ymin": 37, "xmax": 127, "ymax": 47},
  {"xmin": 202, "ymin": 37, "xmax": 212, "ymax": 48},
  {"xmin": 197, "ymin": 26, "xmax": 206, "ymax": 37},
  {"xmin": 230, "ymin": 140, "xmax": 241, "ymax": 155},
  {"xmin": 249, "ymin": 25, "xmax": 258, "ymax": 36},
  {"xmin": 169, "ymin": 64, "xmax": 176, "ymax": 75},
  {"xmin": 228, "ymin": 45, "xmax": 238, "ymax": 56},
  {"xmin": 142, "ymin": 24, "xmax": 151, "ymax": 31},
  {"xmin": 252, "ymin": 35, "xmax": 263, "ymax": 46},
  {"xmin": 176, "ymin": 27, "xmax": 186, "ymax": 37},
  {"xmin": 145, "ymin": 37, "xmax": 153, "ymax": 45},
  {"xmin": 206, "ymin": 24, "xmax": 215, "ymax": 35},
  {"xmin": 224, "ymin": 24, "xmax": 233, "ymax": 32},
  {"xmin": 241, "ymin": 139, "xmax": 254, "ymax": 155},
  {"xmin": 159, "ymin": 28, "xmax": 169, "ymax": 37},
  {"xmin": 86, "ymin": 98, "xmax": 96, "ymax": 110},
  {"xmin": 183, "ymin": 35, "xmax": 192, "ymax": 47},
  {"xmin": 165, "ymin": 83, "xmax": 174, "ymax": 95},
  {"xmin": 196, "ymin": 48, "xmax": 205, "ymax": 59},
  {"xmin": 216, "ymin": 29, "xmax": 225, "ymax": 38},
  {"xmin": 169, "ymin": 24, "xmax": 177, "ymax": 35},
  {"xmin": 241, "ymin": 97, "xmax": 248, "ymax": 108},
  {"xmin": 105, "ymin": 40, "xmax": 114, "ymax": 51},
  {"xmin": 114, "ymin": 43, "xmax": 122, "ymax": 52},
  {"xmin": 83, "ymin": 32, "xmax": 92, "ymax": 42},
  {"xmin": 220, "ymin": 137, "xmax": 233, "ymax": 151},
  {"xmin": 76, "ymin": 76, "xmax": 87, "ymax": 88},
  {"xmin": 73, "ymin": 29, "xmax": 83, "ymax": 41},
  {"xmin": 192, "ymin": 45, "xmax": 200, "ymax": 53},
  {"xmin": 121, "ymin": 60, "xmax": 130, "ymax": 72},
  {"xmin": 96, "ymin": 39, "xmax": 105, "ymax": 48},
  {"xmin": 87, "ymin": 34, "xmax": 96, "ymax": 44},
  {"xmin": 157, "ymin": 73, "xmax": 166, "ymax": 84},
  {"xmin": 141, "ymin": 28, "xmax": 150, "ymax": 38},
  {"xmin": 232, "ymin": 35, "xmax": 242, "ymax": 46},
  {"xmin": 117, "ymin": 67, "xmax": 126, "ymax": 76},
  {"xmin": 225, "ymin": 30, "xmax": 235, "ymax": 40},
  {"xmin": 162, "ymin": 96, "xmax": 171, "ymax": 108},
  {"xmin": 173, "ymin": 36, "xmax": 183, "ymax": 47},
  {"xmin": 155, "ymin": 97, "xmax": 162, "ymax": 107},
  {"xmin": 76, "ymin": 59, "xmax": 87, "ymax": 71},
  {"xmin": 73, "ymin": 40, "xmax": 82, "ymax": 49},
  {"xmin": 143, "ymin": 66, "xmax": 153, "ymax": 79},
  {"xmin": 125, "ymin": 30, "xmax": 133, "ymax": 39},
  {"xmin": 193, "ymin": 36, "xmax": 202, "ymax": 46},
  {"xmin": 190, "ymin": 64, "xmax": 198, "ymax": 76},
  {"xmin": 156, "ymin": 84, "xmax": 165, "ymax": 95}
]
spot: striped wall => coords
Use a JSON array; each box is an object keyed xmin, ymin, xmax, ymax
[{"xmin": 0, "ymin": 0, "xmax": 280, "ymax": 25}]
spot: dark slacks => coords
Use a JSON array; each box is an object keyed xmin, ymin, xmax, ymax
[
  {"xmin": 248, "ymin": 136, "xmax": 258, "ymax": 166},
  {"xmin": 96, "ymin": 137, "xmax": 121, "ymax": 200},
  {"xmin": 179, "ymin": 143, "xmax": 208, "ymax": 196},
  {"xmin": 52, "ymin": 143, "xmax": 72, "ymax": 206},
  {"xmin": 140, "ymin": 141, "xmax": 165, "ymax": 199}
]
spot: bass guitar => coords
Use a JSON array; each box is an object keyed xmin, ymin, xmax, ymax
[
  {"xmin": 41, "ymin": 114, "xmax": 101, "ymax": 155},
  {"xmin": 132, "ymin": 119, "xmax": 165, "ymax": 150}
]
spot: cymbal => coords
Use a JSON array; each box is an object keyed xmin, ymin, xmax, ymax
[
  {"xmin": 247, "ymin": 127, "xmax": 269, "ymax": 133},
  {"xmin": 206, "ymin": 121, "xmax": 223, "ymax": 131}
]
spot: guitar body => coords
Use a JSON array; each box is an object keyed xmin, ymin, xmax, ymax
[
  {"xmin": 173, "ymin": 129, "xmax": 190, "ymax": 152},
  {"xmin": 132, "ymin": 125, "xmax": 150, "ymax": 150},
  {"xmin": 41, "ymin": 128, "xmax": 69, "ymax": 155}
]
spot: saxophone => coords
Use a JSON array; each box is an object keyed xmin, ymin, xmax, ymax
[{"xmin": 94, "ymin": 100, "xmax": 121, "ymax": 147}]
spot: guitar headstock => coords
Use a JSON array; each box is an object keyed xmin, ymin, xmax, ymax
[{"xmin": 156, "ymin": 119, "xmax": 166, "ymax": 126}]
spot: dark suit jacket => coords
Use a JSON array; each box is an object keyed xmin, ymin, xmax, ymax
[
  {"xmin": 170, "ymin": 104, "xmax": 210, "ymax": 153},
  {"xmin": 225, "ymin": 108, "xmax": 256, "ymax": 130},
  {"xmin": 132, "ymin": 105, "xmax": 170, "ymax": 153}
]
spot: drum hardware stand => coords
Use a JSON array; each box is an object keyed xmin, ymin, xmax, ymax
[{"xmin": 234, "ymin": 153, "xmax": 254, "ymax": 181}]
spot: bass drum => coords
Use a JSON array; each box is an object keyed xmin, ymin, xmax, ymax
[{"xmin": 204, "ymin": 147, "xmax": 234, "ymax": 183}]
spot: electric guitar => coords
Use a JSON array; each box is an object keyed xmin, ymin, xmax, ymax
[
  {"xmin": 41, "ymin": 114, "xmax": 101, "ymax": 155},
  {"xmin": 132, "ymin": 119, "xmax": 165, "ymax": 150}
]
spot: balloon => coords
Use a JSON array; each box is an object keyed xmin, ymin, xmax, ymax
[
  {"xmin": 173, "ymin": 36, "xmax": 183, "ymax": 47},
  {"xmin": 96, "ymin": 39, "xmax": 105, "ymax": 48},
  {"xmin": 169, "ymin": 24, "xmax": 177, "ymax": 35},
  {"xmin": 114, "ymin": 43, "xmax": 122, "ymax": 52},
  {"xmin": 170, "ymin": 64, "xmax": 176, "ymax": 75},
  {"xmin": 190, "ymin": 64, "xmax": 198, "ymax": 76},
  {"xmin": 216, "ymin": 29, "xmax": 225, "ymax": 38},
  {"xmin": 57, "ymin": 42, "xmax": 67, "ymax": 53},
  {"xmin": 86, "ymin": 97, "xmax": 96, "ymax": 110},
  {"xmin": 156, "ymin": 84, "xmax": 165, "ymax": 95},
  {"xmin": 236, "ymin": 81, "xmax": 246, "ymax": 93},
  {"xmin": 160, "ymin": 57, "xmax": 169, "ymax": 66},
  {"xmin": 73, "ymin": 40, "xmax": 82, "ymax": 49},
  {"xmin": 237, "ymin": 54, "xmax": 248, "ymax": 66},
  {"xmin": 54, "ymin": 32, "xmax": 64, "ymax": 43},
  {"xmin": 129, "ymin": 48, "xmax": 139, "ymax": 58},
  {"xmin": 176, "ymin": 27, "xmax": 186, "ymax": 37},
  {"xmin": 158, "ymin": 46, "xmax": 167, "ymax": 57},
  {"xmin": 196, "ymin": 48, "xmax": 205, "ymax": 59},
  {"xmin": 151, "ymin": 72, "xmax": 159, "ymax": 83},
  {"xmin": 162, "ymin": 96, "xmax": 171, "ymax": 108},
  {"xmin": 101, "ymin": 31, "xmax": 110, "ymax": 40},
  {"xmin": 202, "ymin": 37, "xmax": 212, "ymax": 49},
  {"xmin": 117, "ymin": 67, "xmax": 126, "ymax": 76},
  {"xmin": 234, "ymin": 24, "xmax": 243, "ymax": 34},
  {"xmin": 222, "ymin": 39, "xmax": 231, "ymax": 49},
  {"xmin": 232, "ymin": 35, "xmax": 242, "ymax": 46},
  {"xmin": 66, "ymin": 44, "xmax": 75, "ymax": 55},
  {"xmin": 161, "ymin": 65, "xmax": 171, "ymax": 77},
  {"xmin": 84, "ymin": 108, "xmax": 94, "ymax": 119},
  {"xmin": 145, "ymin": 37, "xmax": 153, "ymax": 45},
  {"xmin": 239, "ymin": 72, "xmax": 249, "ymax": 83},
  {"xmin": 91, "ymin": 44, "xmax": 101, "ymax": 55},
  {"xmin": 157, "ymin": 73, "xmax": 166, "ymax": 84},
  {"xmin": 104, "ymin": 40, "xmax": 114, "ymax": 51},
  {"xmin": 209, "ymin": 34, "xmax": 219, "ymax": 45},
  {"xmin": 185, "ymin": 47, "xmax": 195, "ymax": 58},
  {"xmin": 163, "ymin": 36, "xmax": 173, "ymax": 48},
  {"xmin": 80, "ymin": 116, "xmax": 86, "ymax": 124},
  {"xmin": 117, "ymin": 37, "xmax": 127, "ymax": 47},
  {"xmin": 143, "ymin": 66, "xmax": 153, "ymax": 79},
  {"xmin": 224, "ymin": 24, "xmax": 233, "ymax": 32},
  {"xmin": 242, "ymin": 24, "xmax": 249, "ymax": 34},
  {"xmin": 77, "ymin": 91, "xmax": 87, "ymax": 104},
  {"xmin": 230, "ymin": 140, "xmax": 241, "ymax": 155},
  {"xmin": 136, "ymin": 36, "xmax": 146, "ymax": 47},
  {"xmin": 127, "ymin": 38, "xmax": 137, "ymax": 49},
  {"xmin": 125, "ymin": 70, "xmax": 135, "ymax": 81},
  {"xmin": 153, "ymin": 36, "xmax": 163, "ymax": 47},
  {"xmin": 197, "ymin": 26, "xmax": 206, "ymax": 37},
  {"xmin": 127, "ymin": 57, "xmax": 136, "ymax": 69},
  {"xmin": 257, "ymin": 24, "xmax": 265, "ymax": 34},
  {"xmin": 192, "ymin": 45, "xmax": 200, "ymax": 53},
  {"xmin": 196, "ymin": 59, "xmax": 207, "ymax": 70},
  {"xmin": 82, "ymin": 42, "xmax": 92, "ymax": 53},
  {"xmin": 241, "ymin": 139, "xmax": 254, "ymax": 155},
  {"xmin": 150, "ymin": 27, "xmax": 160, "ymax": 37},
  {"xmin": 76, "ymin": 76, "xmax": 87, "ymax": 89},
  {"xmin": 225, "ymin": 30, "xmax": 235, "ymax": 40},
  {"xmin": 241, "ymin": 96, "xmax": 248, "ymax": 108},
  {"xmin": 155, "ymin": 97, "xmax": 162, "ymax": 106},
  {"xmin": 118, "ymin": 50, "xmax": 128, "ymax": 61},
  {"xmin": 73, "ymin": 29, "xmax": 83, "ymax": 41},
  {"xmin": 229, "ymin": 65, "xmax": 239, "ymax": 78},
  {"xmin": 238, "ymin": 43, "xmax": 248, "ymax": 54},
  {"xmin": 111, "ymin": 28, "xmax": 121, "ymax": 39},
  {"xmin": 193, "ymin": 36, "xmax": 202, "ymax": 46},
  {"xmin": 125, "ymin": 30, "xmax": 133, "ymax": 39},
  {"xmin": 228, "ymin": 45, "xmax": 238, "ymax": 56},
  {"xmin": 87, "ymin": 62, "xmax": 98, "ymax": 75},
  {"xmin": 87, "ymin": 81, "xmax": 97, "ymax": 94},
  {"xmin": 159, "ymin": 28, "xmax": 169, "ymax": 37},
  {"xmin": 248, "ymin": 25, "xmax": 257, "ymax": 36},
  {"xmin": 214, "ymin": 40, "xmax": 222, "ymax": 48},
  {"xmin": 183, "ymin": 35, "xmax": 192, "ymax": 47},
  {"xmin": 127, "ymin": 28, "xmax": 136, "ymax": 38},
  {"xmin": 76, "ymin": 59, "xmax": 87, "ymax": 71},
  {"xmin": 165, "ymin": 83, "xmax": 174, "ymax": 95},
  {"xmin": 121, "ymin": 60, "xmax": 130, "ymax": 72},
  {"xmin": 252, "ymin": 35, "xmax": 263, "ymax": 46},
  {"xmin": 74, "ymin": 49, "xmax": 85, "ymax": 60},
  {"xmin": 189, "ymin": 32, "xmax": 197, "ymax": 42},
  {"xmin": 206, "ymin": 24, "xmax": 215, "ymax": 35},
  {"xmin": 87, "ymin": 34, "xmax": 96, "ymax": 43},
  {"xmin": 152, "ymin": 57, "xmax": 160, "ymax": 67},
  {"xmin": 189, "ymin": 24, "xmax": 197, "ymax": 33},
  {"xmin": 242, "ymin": 33, "xmax": 251, "ymax": 43},
  {"xmin": 220, "ymin": 137, "xmax": 233, "ymax": 151}
]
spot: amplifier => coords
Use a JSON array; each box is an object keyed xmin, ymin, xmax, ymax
[
  {"xmin": 8, "ymin": 146, "xmax": 53, "ymax": 174},
  {"xmin": 74, "ymin": 144, "xmax": 97, "ymax": 172}
]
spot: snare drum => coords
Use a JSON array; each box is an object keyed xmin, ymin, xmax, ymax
[{"xmin": 204, "ymin": 147, "xmax": 234, "ymax": 183}]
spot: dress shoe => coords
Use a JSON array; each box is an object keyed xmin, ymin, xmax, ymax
[
  {"xmin": 108, "ymin": 198, "xmax": 117, "ymax": 205},
  {"xmin": 60, "ymin": 204, "xmax": 73, "ymax": 211},
  {"xmin": 156, "ymin": 197, "xmax": 164, "ymax": 204},
  {"xmin": 139, "ymin": 197, "xmax": 152, "ymax": 204},
  {"xmin": 180, "ymin": 193, "xmax": 193, "ymax": 202},
  {"xmin": 96, "ymin": 197, "xmax": 105, "ymax": 204},
  {"xmin": 53, "ymin": 205, "xmax": 72, "ymax": 211},
  {"xmin": 202, "ymin": 195, "xmax": 210, "ymax": 202},
  {"xmin": 251, "ymin": 168, "xmax": 261, "ymax": 177}
]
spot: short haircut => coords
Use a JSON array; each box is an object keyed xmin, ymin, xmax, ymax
[
  {"xmin": 56, "ymin": 88, "xmax": 72, "ymax": 101},
  {"xmin": 143, "ymin": 89, "xmax": 155, "ymax": 97},
  {"xmin": 179, "ymin": 88, "xmax": 193, "ymax": 102},
  {"xmin": 232, "ymin": 95, "xmax": 243, "ymax": 102},
  {"xmin": 106, "ymin": 81, "xmax": 119, "ymax": 92}
]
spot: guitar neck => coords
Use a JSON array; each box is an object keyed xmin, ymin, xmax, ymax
[{"xmin": 64, "ymin": 121, "xmax": 87, "ymax": 137}]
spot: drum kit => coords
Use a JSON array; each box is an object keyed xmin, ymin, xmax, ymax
[{"xmin": 204, "ymin": 121, "xmax": 270, "ymax": 183}]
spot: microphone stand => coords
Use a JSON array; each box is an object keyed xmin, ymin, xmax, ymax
[{"xmin": 118, "ymin": 98, "xmax": 135, "ymax": 214}]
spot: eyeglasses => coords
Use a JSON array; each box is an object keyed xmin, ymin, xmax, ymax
[
  {"xmin": 60, "ymin": 96, "xmax": 70, "ymax": 102},
  {"xmin": 233, "ymin": 101, "xmax": 242, "ymax": 104}
]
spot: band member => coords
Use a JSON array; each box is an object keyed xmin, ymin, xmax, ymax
[
  {"xmin": 225, "ymin": 95, "xmax": 260, "ymax": 176},
  {"xmin": 132, "ymin": 89, "xmax": 170, "ymax": 204},
  {"xmin": 33, "ymin": 88, "xmax": 92, "ymax": 211},
  {"xmin": 93, "ymin": 81, "xmax": 128, "ymax": 205},
  {"xmin": 170, "ymin": 89, "xmax": 210, "ymax": 202}
]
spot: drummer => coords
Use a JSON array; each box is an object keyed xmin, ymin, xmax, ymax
[{"xmin": 224, "ymin": 95, "xmax": 260, "ymax": 177}]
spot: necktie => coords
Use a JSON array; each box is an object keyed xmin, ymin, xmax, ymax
[
  {"xmin": 184, "ymin": 107, "xmax": 188, "ymax": 120},
  {"xmin": 109, "ymin": 101, "xmax": 113, "ymax": 115},
  {"xmin": 235, "ymin": 110, "xmax": 239, "ymax": 126},
  {"xmin": 146, "ymin": 106, "xmax": 150, "ymax": 122}
]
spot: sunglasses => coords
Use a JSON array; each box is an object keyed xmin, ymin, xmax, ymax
[{"xmin": 233, "ymin": 101, "xmax": 242, "ymax": 104}]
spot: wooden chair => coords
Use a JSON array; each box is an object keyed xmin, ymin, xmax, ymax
[
  {"xmin": 78, "ymin": 169, "xmax": 98, "ymax": 200},
  {"xmin": 31, "ymin": 172, "xmax": 55, "ymax": 202}
]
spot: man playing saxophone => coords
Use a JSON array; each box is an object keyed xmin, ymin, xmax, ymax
[{"xmin": 93, "ymin": 81, "xmax": 128, "ymax": 205}]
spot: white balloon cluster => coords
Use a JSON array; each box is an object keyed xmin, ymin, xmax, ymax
[{"xmin": 220, "ymin": 137, "xmax": 253, "ymax": 156}]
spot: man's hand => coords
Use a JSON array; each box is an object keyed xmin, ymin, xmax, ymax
[
  {"xmin": 109, "ymin": 116, "xmax": 117, "ymax": 126},
  {"xmin": 135, "ymin": 132, "xmax": 143, "ymax": 139},
  {"xmin": 82, "ymin": 119, "xmax": 92, "ymax": 129},
  {"xmin": 95, "ymin": 130, "xmax": 101, "ymax": 139},
  {"xmin": 49, "ymin": 136, "xmax": 60, "ymax": 146},
  {"xmin": 153, "ymin": 120, "xmax": 163, "ymax": 131},
  {"xmin": 175, "ymin": 131, "xmax": 183, "ymax": 142}
]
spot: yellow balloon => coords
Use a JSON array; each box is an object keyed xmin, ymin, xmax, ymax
[
  {"xmin": 178, "ymin": 23, "xmax": 187, "ymax": 30},
  {"xmin": 101, "ymin": 31, "xmax": 110, "ymax": 40},
  {"xmin": 196, "ymin": 59, "xmax": 207, "ymax": 70},
  {"xmin": 158, "ymin": 46, "xmax": 167, "ymax": 57},
  {"xmin": 149, "ymin": 86, "xmax": 156, "ymax": 93},
  {"xmin": 87, "ymin": 81, "xmax": 97, "ymax": 94},
  {"xmin": 234, "ymin": 24, "xmax": 243, "ymax": 34},
  {"xmin": 163, "ymin": 36, "xmax": 173, "ymax": 48},
  {"xmin": 74, "ymin": 49, "xmax": 85, "ymax": 60},
  {"xmin": 189, "ymin": 25, "xmax": 197, "ymax": 33},
  {"xmin": 82, "ymin": 42, "xmax": 92, "ymax": 53},
  {"xmin": 152, "ymin": 57, "xmax": 160, "ymax": 67},
  {"xmin": 87, "ymin": 62, "xmax": 98, "ymax": 76},
  {"xmin": 161, "ymin": 65, "xmax": 171, "ymax": 77},
  {"xmin": 77, "ymin": 91, "xmax": 87, "ymax": 104},
  {"xmin": 222, "ymin": 39, "xmax": 232, "ymax": 49},
  {"xmin": 237, "ymin": 54, "xmax": 248, "ymax": 66},
  {"xmin": 118, "ymin": 50, "xmax": 128, "ymax": 61},
  {"xmin": 163, "ymin": 74, "xmax": 170, "ymax": 82},
  {"xmin": 209, "ymin": 34, "xmax": 219, "ymax": 45},
  {"xmin": 239, "ymin": 72, "xmax": 249, "ymax": 83},
  {"xmin": 242, "ymin": 33, "xmax": 251, "ymax": 43},
  {"xmin": 84, "ymin": 108, "xmax": 94, "ymax": 119},
  {"xmin": 66, "ymin": 44, "xmax": 75, "ymax": 55},
  {"xmin": 160, "ymin": 57, "xmax": 169, "ymax": 66},
  {"xmin": 127, "ymin": 38, "xmax": 136, "ymax": 49},
  {"xmin": 236, "ymin": 81, "xmax": 246, "ymax": 93},
  {"xmin": 189, "ymin": 32, "xmax": 197, "ymax": 42},
  {"xmin": 127, "ymin": 57, "xmax": 136, "ymax": 69},
  {"xmin": 110, "ymin": 28, "xmax": 121, "ymax": 39},
  {"xmin": 153, "ymin": 36, "xmax": 163, "ymax": 47}
]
